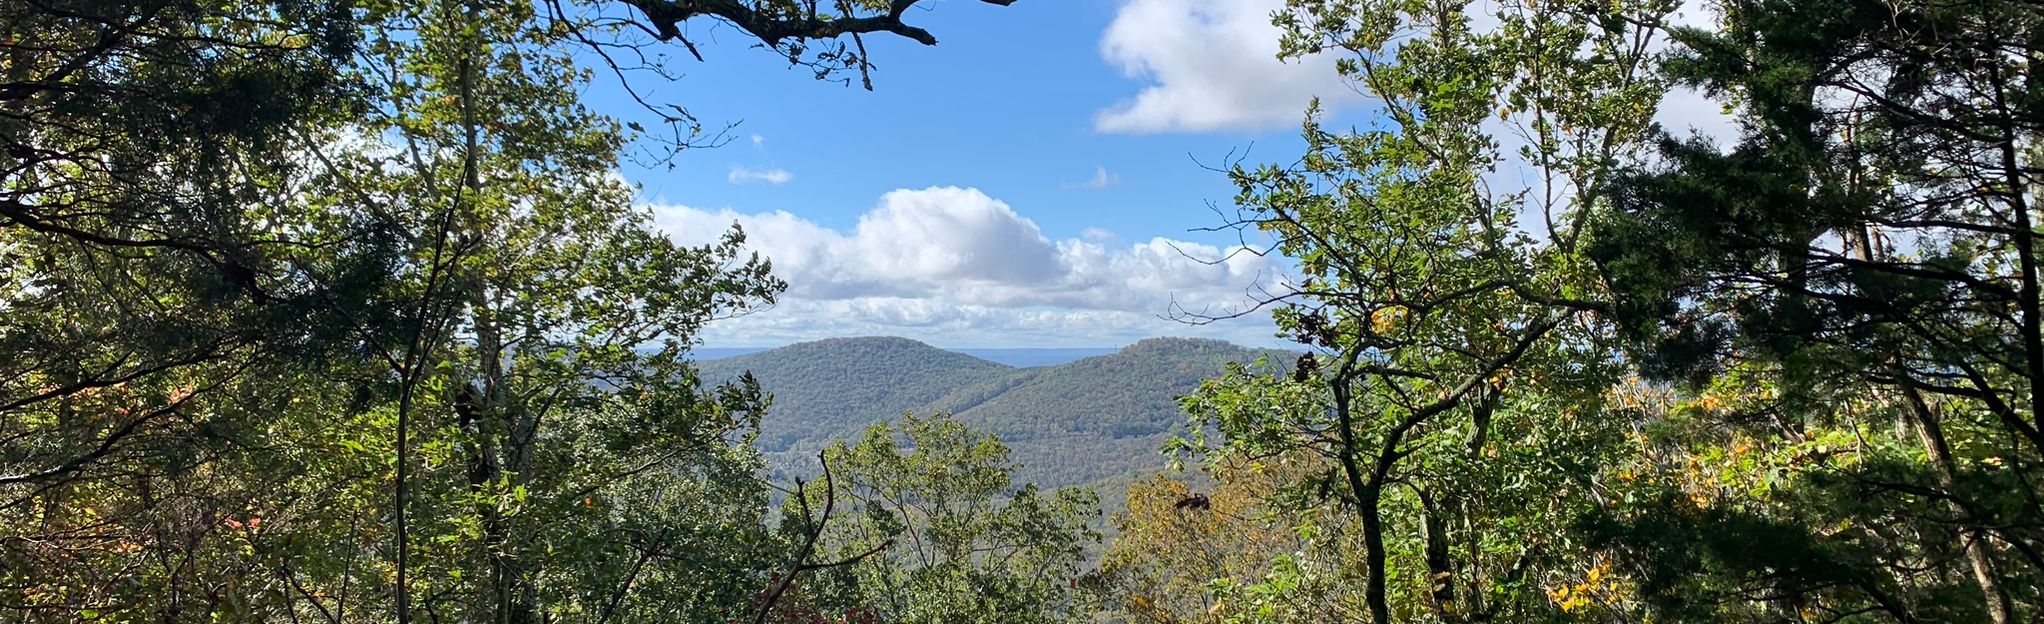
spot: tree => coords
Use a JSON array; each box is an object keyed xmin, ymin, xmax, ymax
[
  {"xmin": 1095, "ymin": 454, "xmax": 1367, "ymax": 623},
  {"xmin": 768, "ymin": 413, "xmax": 1099, "ymax": 624},
  {"xmin": 1160, "ymin": 0, "xmax": 1679, "ymax": 621},
  {"xmin": 2, "ymin": 0, "xmax": 1026, "ymax": 621},
  {"xmin": 1580, "ymin": 0, "xmax": 2044, "ymax": 619},
  {"xmin": 2, "ymin": 3, "xmax": 391, "ymax": 619}
]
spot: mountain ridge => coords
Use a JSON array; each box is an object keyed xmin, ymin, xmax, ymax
[{"xmin": 696, "ymin": 335, "xmax": 1295, "ymax": 487}]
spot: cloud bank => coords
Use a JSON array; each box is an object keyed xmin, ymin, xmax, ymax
[{"xmin": 652, "ymin": 186, "xmax": 1286, "ymax": 346}]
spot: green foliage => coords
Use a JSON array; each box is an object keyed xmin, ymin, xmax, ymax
[
  {"xmin": 14, "ymin": 0, "xmax": 2040, "ymax": 622},
  {"xmin": 0, "ymin": 1, "xmax": 1023, "ymax": 623},
  {"xmin": 1096, "ymin": 0, "xmax": 2044, "ymax": 622},
  {"xmin": 1154, "ymin": 0, "xmax": 1678, "ymax": 621},
  {"xmin": 1096, "ymin": 455, "xmax": 1365, "ymax": 623},
  {"xmin": 1576, "ymin": 0, "xmax": 2044, "ymax": 619},
  {"xmin": 777, "ymin": 413, "xmax": 1100, "ymax": 624}
]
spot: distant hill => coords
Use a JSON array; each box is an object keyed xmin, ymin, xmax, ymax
[
  {"xmin": 696, "ymin": 336, "xmax": 1292, "ymax": 488},
  {"xmin": 695, "ymin": 337, "xmax": 1013, "ymax": 454},
  {"xmin": 936, "ymin": 337, "xmax": 1293, "ymax": 486}
]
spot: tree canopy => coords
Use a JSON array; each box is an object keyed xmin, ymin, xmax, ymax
[
  {"xmin": 1141, "ymin": 0, "xmax": 2044, "ymax": 621},
  {"xmin": 5, "ymin": 0, "xmax": 2041, "ymax": 622},
  {"xmin": 2, "ymin": 1, "xmax": 1021, "ymax": 622}
]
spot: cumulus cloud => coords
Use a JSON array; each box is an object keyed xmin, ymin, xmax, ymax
[
  {"xmin": 728, "ymin": 165, "xmax": 793, "ymax": 185},
  {"xmin": 650, "ymin": 186, "xmax": 1287, "ymax": 346},
  {"xmin": 1095, "ymin": 0, "xmax": 1359, "ymax": 133}
]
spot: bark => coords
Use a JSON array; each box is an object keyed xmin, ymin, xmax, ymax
[
  {"xmin": 1419, "ymin": 490, "xmax": 1459, "ymax": 621},
  {"xmin": 1899, "ymin": 378, "xmax": 2012, "ymax": 624}
]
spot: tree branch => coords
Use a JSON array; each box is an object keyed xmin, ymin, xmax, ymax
[{"xmin": 619, "ymin": 0, "xmax": 1016, "ymax": 47}]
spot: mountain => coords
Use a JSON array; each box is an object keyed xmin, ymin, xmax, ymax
[
  {"xmin": 694, "ymin": 336, "xmax": 1013, "ymax": 454},
  {"xmin": 696, "ymin": 336, "xmax": 1292, "ymax": 488},
  {"xmin": 936, "ymin": 337, "xmax": 1293, "ymax": 486}
]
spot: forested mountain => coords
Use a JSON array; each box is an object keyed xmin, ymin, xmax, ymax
[
  {"xmin": 937, "ymin": 337, "xmax": 1294, "ymax": 485},
  {"xmin": 695, "ymin": 337, "xmax": 1014, "ymax": 453},
  {"xmin": 699, "ymin": 336, "xmax": 1291, "ymax": 486},
  {"xmin": 950, "ymin": 347, "xmax": 1120, "ymax": 367}
]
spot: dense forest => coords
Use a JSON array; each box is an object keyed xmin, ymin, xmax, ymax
[{"xmin": 4, "ymin": 0, "xmax": 2042, "ymax": 622}]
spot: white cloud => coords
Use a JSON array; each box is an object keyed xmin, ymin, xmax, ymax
[
  {"xmin": 1649, "ymin": 1, "xmax": 1738, "ymax": 147},
  {"xmin": 750, "ymin": 133, "xmax": 765, "ymax": 148},
  {"xmin": 1654, "ymin": 86, "xmax": 1738, "ymax": 146},
  {"xmin": 728, "ymin": 165, "xmax": 793, "ymax": 185},
  {"xmin": 1063, "ymin": 166, "xmax": 1123, "ymax": 190},
  {"xmin": 650, "ymin": 186, "xmax": 1288, "ymax": 346},
  {"xmin": 1095, "ymin": 0, "xmax": 1359, "ymax": 134}
]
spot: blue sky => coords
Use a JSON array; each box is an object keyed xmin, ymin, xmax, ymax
[{"xmin": 587, "ymin": 0, "xmax": 1373, "ymax": 348}]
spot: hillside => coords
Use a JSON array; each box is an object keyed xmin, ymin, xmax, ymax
[
  {"xmin": 944, "ymin": 337, "xmax": 1294, "ymax": 486},
  {"xmin": 699, "ymin": 336, "xmax": 1292, "ymax": 487},
  {"xmin": 694, "ymin": 337, "xmax": 1014, "ymax": 454}
]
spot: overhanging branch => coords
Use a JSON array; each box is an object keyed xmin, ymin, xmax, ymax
[{"xmin": 620, "ymin": 0, "xmax": 1018, "ymax": 47}]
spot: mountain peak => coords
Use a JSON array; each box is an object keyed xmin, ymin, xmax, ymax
[
  {"xmin": 1118, "ymin": 336, "xmax": 1250, "ymax": 355},
  {"xmin": 1125, "ymin": 336, "xmax": 1236, "ymax": 347}
]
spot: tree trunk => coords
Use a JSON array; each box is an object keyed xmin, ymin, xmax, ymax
[
  {"xmin": 1360, "ymin": 485, "xmax": 1391, "ymax": 624},
  {"xmin": 1418, "ymin": 490, "xmax": 1459, "ymax": 622},
  {"xmin": 1331, "ymin": 371, "xmax": 1392, "ymax": 624},
  {"xmin": 1899, "ymin": 379, "xmax": 2012, "ymax": 624}
]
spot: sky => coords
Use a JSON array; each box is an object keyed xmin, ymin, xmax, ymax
[
  {"xmin": 583, "ymin": 0, "xmax": 1365, "ymax": 349},
  {"xmin": 588, "ymin": 0, "xmax": 1732, "ymax": 349}
]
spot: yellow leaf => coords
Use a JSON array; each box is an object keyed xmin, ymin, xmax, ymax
[{"xmin": 1371, "ymin": 305, "xmax": 1407, "ymax": 334}]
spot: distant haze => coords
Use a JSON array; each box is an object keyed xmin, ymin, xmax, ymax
[{"xmin": 693, "ymin": 345, "xmax": 1122, "ymax": 368}]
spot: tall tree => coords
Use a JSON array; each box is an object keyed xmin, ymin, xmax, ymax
[
  {"xmin": 1581, "ymin": 0, "xmax": 2044, "ymax": 619},
  {"xmin": 1166, "ymin": 0, "xmax": 1677, "ymax": 621},
  {"xmin": 2, "ymin": 3, "xmax": 386, "ymax": 619}
]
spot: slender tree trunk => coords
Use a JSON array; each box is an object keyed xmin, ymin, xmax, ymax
[
  {"xmin": 1418, "ymin": 490, "xmax": 1459, "ymax": 621},
  {"xmin": 1329, "ymin": 367, "xmax": 1388, "ymax": 624},
  {"xmin": 1899, "ymin": 378, "xmax": 2013, "ymax": 624},
  {"xmin": 1359, "ymin": 484, "xmax": 1391, "ymax": 624},
  {"xmin": 394, "ymin": 381, "xmax": 414, "ymax": 624},
  {"xmin": 1332, "ymin": 369, "xmax": 1392, "ymax": 624},
  {"xmin": 1978, "ymin": 38, "xmax": 2044, "ymax": 435},
  {"xmin": 448, "ymin": 17, "xmax": 534, "ymax": 622}
]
